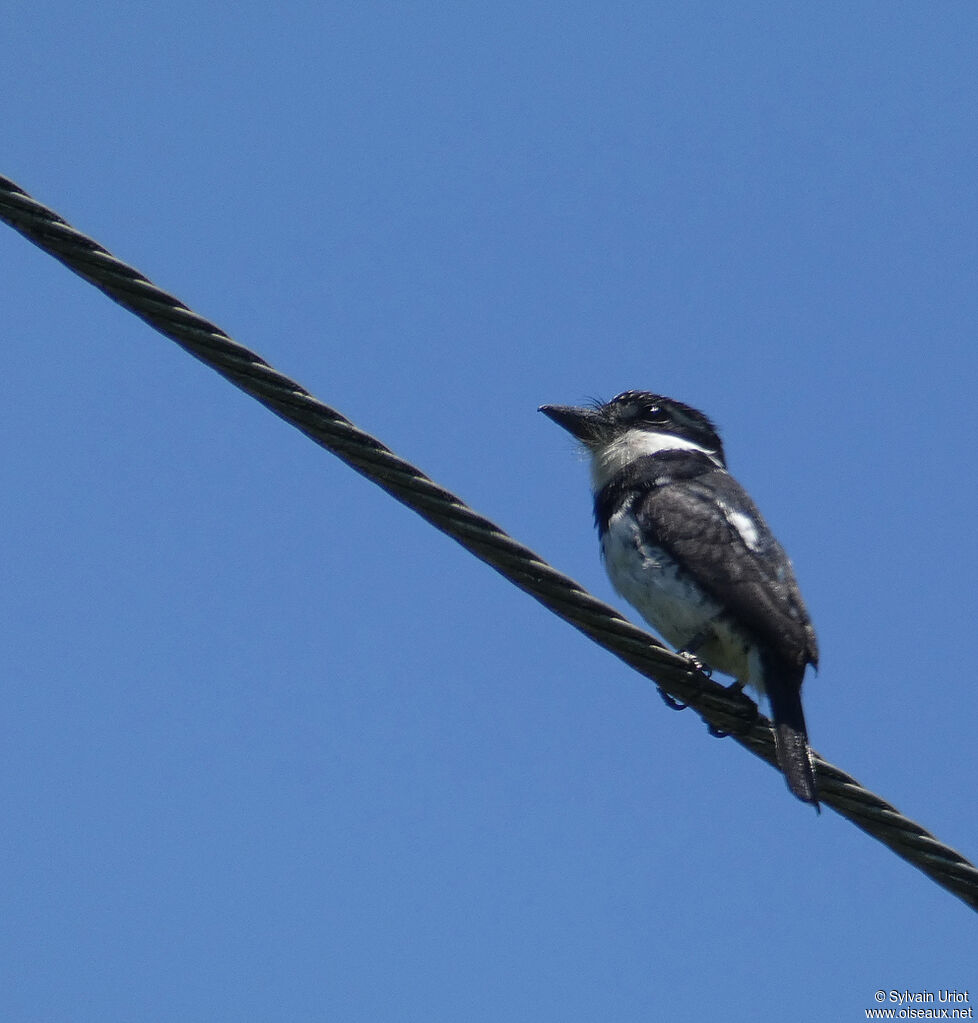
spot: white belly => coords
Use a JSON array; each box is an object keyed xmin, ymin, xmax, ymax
[{"xmin": 601, "ymin": 509, "xmax": 758, "ymax": 688}]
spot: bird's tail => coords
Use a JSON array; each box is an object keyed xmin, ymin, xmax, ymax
[{"xmin": 765, "ymin": 669, "xmax": 819, "ymax": 810}]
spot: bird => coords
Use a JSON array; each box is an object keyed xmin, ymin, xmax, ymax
[{"xmin": 539, "ymin": 391, "xmax": 819, "ymax": 807}]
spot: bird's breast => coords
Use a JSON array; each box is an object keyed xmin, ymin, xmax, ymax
[{"xmin": 601, "ymin": 508, "xmax": 758, "ymax": 688}]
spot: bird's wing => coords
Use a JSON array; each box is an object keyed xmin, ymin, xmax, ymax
[{"xmin": 634, "ymin": 468, "xmax": 818, "ymax": 669}]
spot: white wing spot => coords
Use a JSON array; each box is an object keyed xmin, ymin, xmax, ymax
[{"xmin": 722, "ymin": 505, "xmax": 762, "ymax": 551}]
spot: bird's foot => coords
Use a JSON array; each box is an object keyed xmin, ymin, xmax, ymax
[
  {"xmin": 657, "ymin": 687, "xmax": 688, "ymax": 712},
  {"xmin": 707, "ymin": 679, "xmax": 755, "ymax": 738},
  {"xmin": 678, "ymin": 648, "xmax": 712, "ymax": 679}
]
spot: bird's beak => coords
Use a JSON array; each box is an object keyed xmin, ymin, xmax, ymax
[{"xmin": 538, "ymin": 404, "xmax": 605, "ymax": 444}]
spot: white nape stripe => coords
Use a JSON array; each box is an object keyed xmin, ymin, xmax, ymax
[{"xmin": 590, "ymin": 428, "xmax": 720, "ymax": 491}]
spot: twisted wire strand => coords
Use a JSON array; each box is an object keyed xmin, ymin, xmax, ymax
[{"xmin": 2, "ymin": 173, "xmax": 976, "ymax": 913}]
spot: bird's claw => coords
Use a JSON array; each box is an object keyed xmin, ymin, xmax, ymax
[
  {"xmin": 679, "ymin": 648, "xmax": 712, "ymax": 679},
  {"xmin": 657, "ymin": 687, "xmax": 688, "ymax": 711},
  {"xmin": 707, "ymin": 680, "xmax": 754, "ymax": 738}
]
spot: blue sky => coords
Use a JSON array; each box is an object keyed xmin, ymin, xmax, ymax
[{"xmin": 3, "ymin": 3, "xmax": 977, "ymax": 1020}]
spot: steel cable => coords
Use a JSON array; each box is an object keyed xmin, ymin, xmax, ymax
[{"xmin": 2, "ymin": 173, "xmax": 976, "ymax": 913}]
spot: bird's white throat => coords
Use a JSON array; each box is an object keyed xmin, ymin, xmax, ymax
[{"xmin": 589, "ymin": 428, "xmax": 721, "ymax": 491}]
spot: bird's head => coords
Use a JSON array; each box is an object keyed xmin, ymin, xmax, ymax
[{"xmin": 539, "ymin": 391, "xmax": 726, "ymax": 490}]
